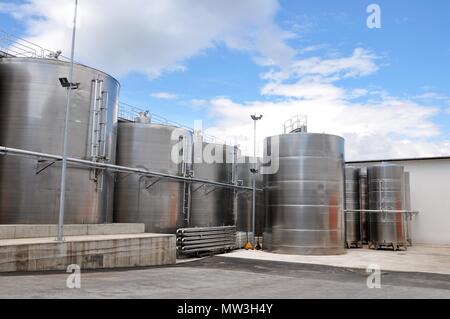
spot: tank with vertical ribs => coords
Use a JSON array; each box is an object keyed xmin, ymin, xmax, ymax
[
  {"xmin": 0, "ymin": 57, "xmax": 119, "ymax": 224},
  {"xmin": 404, "ymin": 171, "xmax": 412, "ymax": 246},
  {"xmin": 263, "ymin": 133, "xmax": 346, "ymax": 255},
  {"xmin": 367, "ymin": 163, "xmax": 407, "ymax": 250},
  {"xmin": 236, "ymin": 156, "xmax": 264, "ymax": 235},
  {"xmin": 189, "ymin": 137, "xmax": 235, "ymax": 228},
  {"xmin": 359, "ymin": 170, "xmax": 369, "ymax": 243},
  {"xmin": 114, "ymin": 117, "xmax": 192, "ymax": 233},
  {"xmin": 345, "ymin": 166, "xmax": 362, "ymax": 248}
]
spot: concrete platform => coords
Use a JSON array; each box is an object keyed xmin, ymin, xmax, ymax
[
  {"xmin": 222, "ymin": 245, "xmax": 450, "ymax": 275},
  {"xmin": 0, "ymin": 224, "xmax": 176, "ymax": 273},
  {"xmin": 0, "ymin": 223, "xmax": 145, "ymax": 239}
]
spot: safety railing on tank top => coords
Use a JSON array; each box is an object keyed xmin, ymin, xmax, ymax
[
  {"xmin": 118, "ymin": 102, "xmax": 227, "ymax": 145},
  {"xmin": 0, "ymin": 29, "xmax": 72, "ymax": 62},
  {"xmin": 0, "ymin": 29, "xmax": 228, "ymax": 146},
  {"xmin": 283, "ymin": 114, "xmax": 308, "ymax": 134}
]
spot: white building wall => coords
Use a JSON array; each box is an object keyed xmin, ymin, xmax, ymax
[{"xmin": 350, "ymin": 159, "xmax": 450, "ymax": 245}]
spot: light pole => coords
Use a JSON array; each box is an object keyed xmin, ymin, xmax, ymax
[
  {"xmin": 250, "ymin": 114, "xmax": 262, "ymax": 247},
  {"xmin": 57, "ymin": 0, "xmax": 79, "ymax": 241}
]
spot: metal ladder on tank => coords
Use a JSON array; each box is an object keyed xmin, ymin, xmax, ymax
[
  {"xmin": 182, "ymin": 178, "xmax": 192, "ymax": 228},
  {"xmin": 179, "ymin": 135, "xmax": 193, "ymax": 228},
  {"xmin": 89, "ymin": 77, "xmax": 109, "ymax": 191}
]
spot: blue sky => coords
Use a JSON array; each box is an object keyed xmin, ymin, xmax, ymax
[
  {"xmin": 1, "ymin": 0, "xmax": 449, "ymax": 159},
  {"xmin": 115, "ymin": 0, "xmax": 450, "ymax": 128},
  {"xmin": 127, "ymin": 0, "xmax": 450, "ymax": 128}
]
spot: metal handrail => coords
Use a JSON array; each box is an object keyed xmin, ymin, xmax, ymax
[
  {"xmin": 0, "ymin": 28, "xmax": 72, "ymax": 61},
  {"xmin": 0, "ymin": 145, "xmax": 261, "ymax": 192},
  {"xmin": 118, "ymin": 102, "xmax": 227, "ymax": 145},
  {"xmin": 283, "ymin": 114, "xmax": 307, "ymax": 134}
]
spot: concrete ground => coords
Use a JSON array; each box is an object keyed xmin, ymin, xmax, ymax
[
  {"xmin": 0, "ymin": 255, "xmax": 449, "ymax": 299},
  {"xmin": 223, "ymin": 244, "xmax": 450, "ymax": 275}
]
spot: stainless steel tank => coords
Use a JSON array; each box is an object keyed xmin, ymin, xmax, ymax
[
  {"xmin": 359, "ymin": 170, "xmax": 369, "ymax": 243},
  {"xmin": 114, "ymin": 122, "xmax": 192, "ymax": 233},
  {"xmin": 236, "ymin": 156, "xmax": 264, "ymax": 235},
  {"xmin": 404, "ymin": 171, "xmax": 412, "ymax": 246},
  {"xmin": 0, "ymin": 57, "xmax": 119, "ymax": 224},
  {"xmin": 263, "ymin": 133, "xmax": 346, "ymax": 255},
  {"xmin": 367, "ymin": 163, "xmax": 407, "ymax": 249},
  {"xmin": 345, "ymin": 166, "xmax": 362, "ymax": 248},
  {"xmin": 189, "ymin": 139, "xmax": 235, "ymax": 228}
]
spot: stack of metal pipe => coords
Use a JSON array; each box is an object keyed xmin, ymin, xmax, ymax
[{"xmin": 176, "ymin": 226, "xmax": 236, "ymax": 256}]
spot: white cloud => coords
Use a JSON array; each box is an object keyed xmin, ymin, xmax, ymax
[
  {"xmin": 347, "ymin": 88, "xmax": 368, "ymax": 99},
  {"xmin": 343, "ymin": 135, "xmax": 450, "ymax": 161},
  {"xmin": 297, "ymin": 44, "xmax": 328, "ymax": 55},
  {"xmin": 262, "ymin": 48, "xmax": 379, "ymax": 83},
  {"xmin": 1, "ymin": 0, "xmax": 294, "ymax": 78},
  {"xmin": 414, "ymin": 92, "xmax": 448, "ymax": 101},
  {"xmin": 203, "ymin": 95, "xmax": 448, "ymax": 161},
  {"xmin": 290, "ymin": 48, "xmax": 379, "ymax": 80},
  {"xmin": 150, "ymin": 92, "xmax": 177, "ymax": 99},
  {"xmin": 200, "ymin": 49, "xmax": 448, "ymax": 160},
  {"xmin": 3, "ymin": 1, "xmax": 447, "ymax": 160},
  {"xmin": 261, "ymin": 81, "xmax": 345, "ymax": 100},
  {"xmin": 187, "ymin": 99, "xmax": 210, "ymax": 111},
  {"xmin": 260, "ymin": 48, "xmax": 379, "ymax": 101}
]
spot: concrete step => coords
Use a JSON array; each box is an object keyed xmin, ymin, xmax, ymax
[
  {"xmin": 0, "ymin": 223, "xmax": 145, "ymax": 240},
  {"xmin": 0, "ymin": 233, "xmax": 176, "ymax": 272}
]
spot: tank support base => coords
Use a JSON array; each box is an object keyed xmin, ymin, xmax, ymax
[
  {"xmin": 368, "ymin": 241, "xmax": 408, "ymax": 251},
  {"xmin": 346, "ymin": 241, "xmax": 363, "ymax": 249}
]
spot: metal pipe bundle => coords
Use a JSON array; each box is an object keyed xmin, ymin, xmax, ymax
[{"xmin": 176, "ymin": 226, "xmax": 236, "ymax": 255}]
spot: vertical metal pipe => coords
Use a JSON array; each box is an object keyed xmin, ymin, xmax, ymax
[
  {"xmin": 57, "ymin": 0, "xmax": 78, "ymax": 241},
  {"xmin": 252, "ymin": 119, "xmax": 256, "ymax": 240}
]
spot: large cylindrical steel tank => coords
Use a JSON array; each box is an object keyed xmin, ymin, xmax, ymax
[
  {"xmin": 0, "ymin": 57, "xmax": 119, "ymax": 224},
  {"xmin": 189, "ymin": 139, "xmax": 235, "ymax": 228},
  {"xmin": 236, "ymin": 156, "xmax": 264, "ymax": 236},
  {"xmin": 367, "ymin": 163, "xmax": 407, "ymax": 249},
  {"xmin": 345, "ymin": 166, "xmax": 362, "ymax": 248},
  {"xmin": 263, "ymin": 133, "xmax": 346, "ymax": 255},
  {"xmin": 114, "ymin": 121, "xmax": 192, "ymax": 233},
  {"xmin": 359, "ymin": 170, "xmax": 369, "ymax": 243}
]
